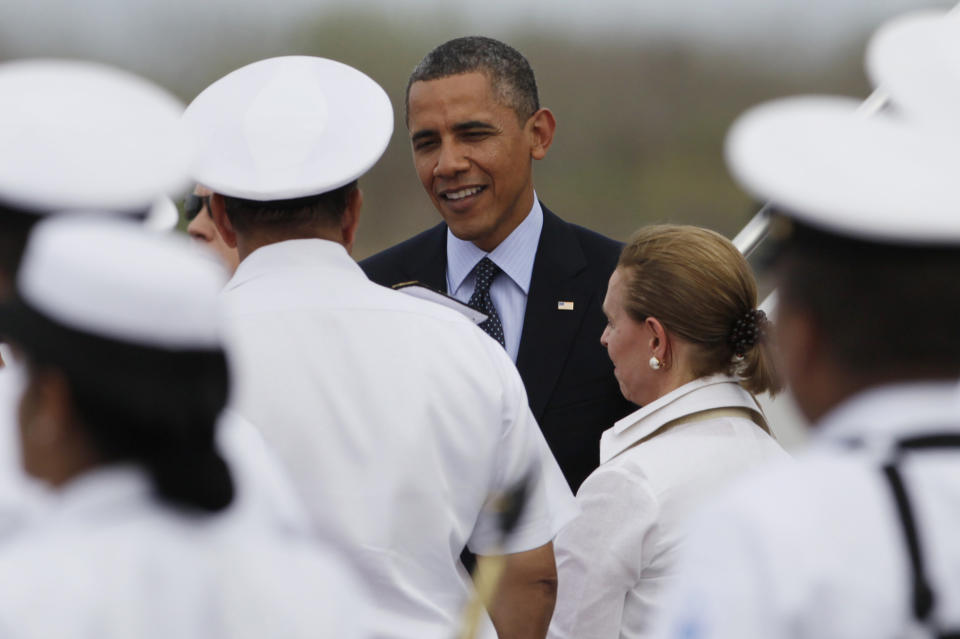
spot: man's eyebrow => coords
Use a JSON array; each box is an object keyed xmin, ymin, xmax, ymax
[
  {"xmin": 411, "ymin": 129, "xmax": 437, "ymax": 143},
  {"xmin": 451, "ymin": 120, "xmax": 497, "ymax": 132},
  {"xmin": 411, "ymin": 120, "xmax": 499, "ymax": 143}
]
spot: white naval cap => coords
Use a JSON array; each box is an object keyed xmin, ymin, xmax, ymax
[
  {"xmin": 0, "ymin": 59, "xmax": 193, "ymax": 215},
  {"xmin": 725, "ymin": 95, "xmax": 960, "ymax": 245},
  {"xmin": 182, "ymin": 56, "xmax": 393, "ymax": 201},
  {"xmin": 5, "ymin": 216, "xmax": 227, "ymax": 350},
  {"xmin": 867, "ymin": 9, "xmax": 960, "ymax": 130}
]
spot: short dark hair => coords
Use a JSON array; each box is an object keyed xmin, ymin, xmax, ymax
[
  {"xmin": 223, "ymin": 180, "xmax": 358, "ymax": 235},
  {"xmin": 0, "ymin": 205, "xmax": 39, "ymax": 285},
  {"xmin": 9, "ymin": 300, "xmax": 234, "ymax": 513},
  {"xmin": 406, "ymin": 36, "xmax": 540, "ymax": 124},
  {"xmin": 776, "ymin": 219, "xmax": 960, "ymax": 379}
]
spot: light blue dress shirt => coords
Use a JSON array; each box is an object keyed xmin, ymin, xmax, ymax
[{"xmin": 446, "ymin": 196, "xmax": 544, "ymax": 362}]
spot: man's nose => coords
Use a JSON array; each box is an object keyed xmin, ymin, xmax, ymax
[
  {"xmin": 434, "ymin": 142, "xmax": 470, "ymax": 177},
  {"xmin": 187, "ymin": 214, "xmax": 212, "ymax": 241}
]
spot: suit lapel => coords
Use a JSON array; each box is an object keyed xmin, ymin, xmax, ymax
[
  {"xmin": 400, "ymin": 223, "xmax": 448, "ymax": 292},
  {"xmin": 516, "ymin": 206, "xmax": 593, "ymax": 420}
]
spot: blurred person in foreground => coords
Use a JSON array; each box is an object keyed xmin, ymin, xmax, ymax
[
  {"xmin": 655, "ymin": 95, "xmax": 960, "ymax": 638},
  {"xmin": 0, "ymin": 58, "xmax": 194, "ymax": 536},
  {"xmin": 185, "ymin": 185, "xmax": 240, "ymax": 272},
  {"xmin": 548, "ymin": 225, "xmax": 788, "ymax": 639},
  {"xmin": 361, "ymin": 36, "xmax": 634, "ymax": 492},
  {"xmin": 184, "ymin": 55, "xmax": 577, "ymax": 639},
  {"xmin": 0, "ymin": 59, "xmax": 312, "ymax": 542},
  {"xmin": 0, "ymin": 217, "xmax": 366, "ymax": 638}
]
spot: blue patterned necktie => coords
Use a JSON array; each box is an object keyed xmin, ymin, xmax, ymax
[{"xmin": 467, "ymin": 257, "xmax": 505, "ymax": 347}]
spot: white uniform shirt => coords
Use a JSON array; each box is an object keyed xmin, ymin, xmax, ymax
[
  {"xmin": 221, "ymin": 239, "xmax": 577, "ymax": 639},
  {"xmin": 550, "ymin": 375, "xmax": 790, "ymax": 639},
  {"xmin": 2, "ymin": 353, "xmax": 313, "ymax": 541},
  {"xmin": 0, "ymin": 466, "xmax": 368, "ymax": 639},
  {"xmin": 655, "ymin": 382, "xmax": 960, "ymax": 639}
]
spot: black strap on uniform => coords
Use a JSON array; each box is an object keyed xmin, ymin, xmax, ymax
[
  {"xmin": 880, "ymin": 433, "xmax": 960, "ymax": 639},
  {"xmin": 881, "ymin": 463, "xmax": 935, "ymax": 622}
]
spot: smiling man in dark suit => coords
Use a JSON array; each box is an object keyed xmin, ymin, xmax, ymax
[{"xmin": 361, "ymin": 36, "xmax": 635, "ymax": 491}]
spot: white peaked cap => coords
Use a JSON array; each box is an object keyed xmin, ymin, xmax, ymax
[
  {"xmin": 183, "ymin": 56, "xmax": 394, "ymax": 201},
  {"xmin": 16, "ymin": 217, "xmax": 227, "ymax": 349},
  {"xmin": 867, "ymin": 9, "xmax": 960, "ymax": 130},
  {"xmin": 0, "ymin": 59, "xmax": 193, "ymax": 214},
  {"xmin": 725, "ymin": 95, "xmax": 960, "ymax": 245}
]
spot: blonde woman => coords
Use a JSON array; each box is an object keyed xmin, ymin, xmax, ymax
[{"xmin": 548, "ymin": 225, "xmax": 789, "ymax": 639}]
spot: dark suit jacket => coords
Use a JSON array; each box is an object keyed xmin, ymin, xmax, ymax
[{"xmin": 361, "ymin": 204, "xmax": 636, "ymax": 491}]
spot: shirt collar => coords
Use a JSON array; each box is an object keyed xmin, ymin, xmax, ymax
[
  {"xmin": 446, "ymin": 195, "xmax": 543, "ymax": 295},
  {"xmin": 600, "ymin": 374, "xmax": 763, "ymax": 463},
  {"xmin": 815, "ymin": 380, "xmax": 960, "ymax": 448},
  {"xmin": 225, "ymin": 239, "xmax": 359, "ymax": 292},
  {"xmin": 52, "ymin": 465, "xmax": 153, "ymax": 521}
]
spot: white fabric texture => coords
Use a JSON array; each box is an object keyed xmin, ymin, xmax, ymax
[
  {"xmin": 221, "ymin": 238, "xmax": 577, "ymax": 639},
  {"xmin": 654, "ymin": 381, "xmax": 960, "ymax": 639},
  {"xmin": 0, "ymin": 467, "xmax": 368, "ymax": 639},
  {"xmin": 550, "ymin": 375, "xmax": 790, "ymax": 639}
]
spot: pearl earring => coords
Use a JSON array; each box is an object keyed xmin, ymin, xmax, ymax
[{"xmin": 649, "ymin": 356, "xmax": 662, "ymax": 370}]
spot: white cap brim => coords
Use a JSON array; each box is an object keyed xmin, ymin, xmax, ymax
[
  {"xmin": 183, "ymin": 56, "xmax": 393, "ymax": 201},
  {"xmin": 725, "ymin": 95, "xmax": 960, "ymax": 245},
  {"xmin": 866, "ymin": 9, "xmax": 960, "ymax": 130},
  {"xmin": 0, "ymin": 59, "xmax": 192, "ymax": 214},
  {"xmin": 17, "ymin": 217, "xmax": 227, "ymax": 349}
]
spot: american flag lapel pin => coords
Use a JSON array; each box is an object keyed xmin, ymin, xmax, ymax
[{"xmin": 557, "ymin": 301, "xmax": 575, "ymax": 311}]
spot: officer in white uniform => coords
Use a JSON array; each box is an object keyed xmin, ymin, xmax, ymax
[
  {"xmin": 653, "ymin": 91, "xmax": 960, "ymax": 636},
  {"xmin": 0, "ymin": 59, "xmax": 311, "ymax": 541},
  {"xmin": 0, "ymin": 217, "xmax": 368, "ymax": 638},
  {"xmin": 183, "ymin": 56, "xmax": 577, "ymax": 639}
]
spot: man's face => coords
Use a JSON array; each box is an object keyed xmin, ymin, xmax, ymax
[
  {"xmin": 186, "ymin": 185, "xmax": 239, "ymax": 273},
  {"xmin": 408, "ymin": 72, "xmax": 539, "ymax": 252}
]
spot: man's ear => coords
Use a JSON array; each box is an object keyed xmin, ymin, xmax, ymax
[
  {"xmin": 340, "ymin": 188, "xmax": 363, "ymax": 255},
  {"xmin": 209, "ymin": 194, "xmax": 238, "ymax": 249},
  {"xmin": 528, "ymin": 108, "xmax": 556, "ymax": 161}
]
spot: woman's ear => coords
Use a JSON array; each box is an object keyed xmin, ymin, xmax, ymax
[{"xmin": 644, "ymin": 316, "xmax": 669, "ymax": 357}]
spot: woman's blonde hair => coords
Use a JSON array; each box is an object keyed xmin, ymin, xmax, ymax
[{"xmin": 617, "ymin": 224, "xmax": 781, "ymax": 396}]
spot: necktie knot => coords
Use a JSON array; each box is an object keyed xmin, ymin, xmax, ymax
[
  {"xmin": 467, "ymin": 257, "xmax": 505, "ymax": 348},
  {"xmin": 474, "ymin": 257, "xmax": 501, "ymax": 290}
]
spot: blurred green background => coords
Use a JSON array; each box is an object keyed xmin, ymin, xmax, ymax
[{"xmin": 2, "ymin": 2, "xmax": 934, "ymax": 258}]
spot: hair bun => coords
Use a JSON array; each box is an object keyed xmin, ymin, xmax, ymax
[{"xmin": 729, "ymin": 309, "xmax": 767, "ymax": 358}]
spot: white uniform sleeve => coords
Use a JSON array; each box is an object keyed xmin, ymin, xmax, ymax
[
  {"xmin": 549, "ymin": 466, "xmax": 658, "ymax": 639},
  {"xmin": 652, "ymin": 502, "xmax": 778, "ymax": 639},
  {"xmin": 467, "ymin": 338, "xmax": 579, "ymax": 556}
]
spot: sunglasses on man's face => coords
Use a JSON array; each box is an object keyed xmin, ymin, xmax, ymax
[{"xmin": 183, "ymin": 194, "xmax": 211, "ymax": 221}]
